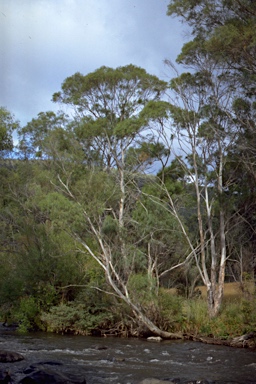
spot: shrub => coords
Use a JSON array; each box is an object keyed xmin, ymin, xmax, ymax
[
  {"xmin": 41, "ymin": 302, "xmax": 112, "ymax": 335},
  {"xmin": 14, "ymin": 296, "xmax": 41, "ymax": 333},
  {"xmin": 181, "ymin": 299, "xmax": 208, "ymax": 334},
  {"xmin": 158, "ymin": 288, "xmax": 185, "ymax": 332}
]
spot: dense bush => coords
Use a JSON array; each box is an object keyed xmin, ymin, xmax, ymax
[
  {"xmin": 41, "ymin": 302, "xmax": 113, "ymax": 335},
  {"xmin": 13, "ymin": 296, "xmax": 42, "ymax": 333}
]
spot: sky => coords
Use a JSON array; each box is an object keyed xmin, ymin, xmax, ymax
[{"xmin": 1, "ymin": 0, "xmax": 187, "ymax": 127}]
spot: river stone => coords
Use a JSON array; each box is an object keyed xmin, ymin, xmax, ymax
[
  {"xmin": 0, "ymin": 350, "xmax": 24, "ymax": 362},
  {"xmin": 138, "ymin": 380, "xmax": 175, "ymax": 384},
  {"xmin": 138, "ymin": 380, "xmax": 211, "ymax": 384},
  {"xmin": 147, "ymin": 336, "xmax": 163, "ymax": 342},
  {"xmin": 92, "ymin": 344, "xmax": 108, "ymax": 350},
  {"xmin": 18, "ymin": 368, "xmax": 86, "ymax": 384},
  {"xmin": 20, "ymin": 363, "xmax": 86, "ymax": 384},
  {"xmin": 23, "ymin": 361, "xmax": 63, "ymax": 374}
]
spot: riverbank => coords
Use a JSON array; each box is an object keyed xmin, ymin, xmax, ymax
[
  {"xmin": 1, "ymin": 281, "xmax": 256, "ymax": 351},
  {"xmin": 2, "ymin": 320, "xmax": 256, "ymax": 351},
  {"xmin": 184, "ymin": 331, "xmax": 256, "ymax": 350}
]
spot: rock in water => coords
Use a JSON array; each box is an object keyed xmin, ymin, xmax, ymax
[
  {"xmin": 0, "ymin": 350, "xmax": 24, "ymax": 362},
  {"xmin": 147, "ymin": 336, "xmax": 163, "ymax": 342},
  {"xmin": 138, "ymin": 380, "xmax": 174, "ymax": 384},
  {"xmin": 19, "ymin": 368, "xmax": 86, "ymax": 384}
]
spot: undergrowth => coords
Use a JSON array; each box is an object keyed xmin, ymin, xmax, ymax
[{"xmin": 179, "ymin": 296, "xmax": 256, "ymax": 338}]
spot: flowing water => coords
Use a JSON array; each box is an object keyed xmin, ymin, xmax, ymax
[{"xmin": 0, "ymin": 327, "xmax": 256, "ymax": 383}]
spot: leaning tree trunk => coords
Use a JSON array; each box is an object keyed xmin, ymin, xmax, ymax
[
  {"xmin": 76, "ymin": 214, "xmax": 183, "ymax": 340},
  {"xmin": 57, "ymin": 173, "xmax": 182, "ymax": 340},
  {"xmin": 104, "ymin": 261, "xmax": 183, "ymax": 339}
]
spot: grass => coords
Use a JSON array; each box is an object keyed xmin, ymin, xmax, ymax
[
  {"xmin": 197, "ymin": 281, "xmax": 255, "ymax": 301},
  {"xmin": 163, "ymin": 282, "xmax": 256, "ymax": 339},
  {"xmin": 180, "ymin": 282, "xmax": 256, "ymax": 338}
]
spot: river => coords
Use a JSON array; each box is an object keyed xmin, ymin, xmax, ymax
[{"xmin": 0, "ymin": 327, "xmax": 256, "ymax": 383}]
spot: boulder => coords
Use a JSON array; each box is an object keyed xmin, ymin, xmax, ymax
[
  {"xmin": 23, "ymin": 361, "xmax": 63, "ymax": 375},
  {"xmin": 0, "ymin": 371, "xmax": 13, "ymax": 383},
  {"xmin": 19, "ymin": 363, "xmax": 86, "ymax": 384},
  {"xmin": 0, "ymin": 350, "xmax": 24, "ymax": 362}
]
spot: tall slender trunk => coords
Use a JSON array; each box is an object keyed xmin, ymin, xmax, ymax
[
  {"xmin": 213, "ymin": 150, "xmax": 226, "ymax": 316},
  {"xmin": 208, "ymin": 148, "xmax": 226, "ymax": 318},
  {"xmin": 118, "ymin": 146, "xmax": 128, "ymax": 274},
  {"xmin": 192, "ymin": 141, "xmax": 210, "ymax": 290}
]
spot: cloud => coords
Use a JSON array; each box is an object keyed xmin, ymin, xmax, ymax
[{"xmin": 0, "ymin": 0, "xmax": 186, "ymax": 126}]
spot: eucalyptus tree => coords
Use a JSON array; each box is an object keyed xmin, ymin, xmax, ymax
[
  {"xmin": 225, "ymin": 99, "xmax": 256, "ymax": 284},
  {"xmin": 18, "ymin": 111, "xmax": 73, "ymax": 160},
  {"xmin": 166, "ymin": 0, "xmax": 256, "ymax": 313},
  {"xmin": 167, "ymin": 0, "xmax": 256, "ymax": 186},
  {"xmin": 167, "ymin": 0, "xmax": 256, "ymax": 77},
  {"xmin": 49, "ymin": 64, "xmax": 184, "ymax": 338},
  {"xmin": 52, "ymin": 65, "xmax": 168, "ymax": 169},
  {"xmin": 0, "ymin": 107, "xmax": 19, "ymax": 156},
  {"xmin": 159, "ymin": 62, "xmax": 240, "ymax": 317}
]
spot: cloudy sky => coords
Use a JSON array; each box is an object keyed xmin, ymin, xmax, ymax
[{"xmin": 1, "ymin": 0, "xmax": 187, "ymax": 126}]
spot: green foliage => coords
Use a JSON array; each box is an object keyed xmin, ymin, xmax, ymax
[
  {"xmin": 53, "ymin": 65, "xmax": 167, "ymax": 110},
  {"xmin": 52, "ymin": 65, "xmax": 168, "ymax": 171},
  {"xmin": 41, "ymin": 302, "xmax": 111, "ymax": 335},
  {"xmin": 241, "ymin": 299, "xmax": 256, "ymax": 328},
  {"xmin": 180, "ymin": 295, "xmax": 256, "ymax": 338},
  {"xmin": 125, "ymin": 142, "xmax": 169, "ymax": 172},
  {"xmin": 14, "ymin": 296, "xmax": 41, "ymax": 333},
  {"xmin": 114, "ymin": 116, "xmax": 144, "ymax": 138},
  {"xmin": 127, "ymin": 274, "xmax": 157, "ymax": 304},
  {"xmin": 18, "ymin": 111, "xmax": 71, "ymax": 159},
  {"xmin": 140, "ymin": 100, "xmax": 171, "ymax": 121},
  {"xmin": 168, "ymin": 0, "xmax": 256, "ymax": 85},
  {"xmin": 73, "ymin": 169, "xmax": 119, "ymax": 218},
  {"xmin": 158, "ymin": 289, "xmax": 185, "ymax": 331},
  {"xmin": 14, "ymin": 224, "xmax": 80, "ymax": 296},
  {"xmin": 101, "ymin": 215, "xmax": 118, "ymax": 236},
  {"xmin": 38, "ymin": 192, "xmax": 85, "ymax": 232},
  {"xmin": 0, "ymin": 273, "xmax": 24, "ymax": 310},
  {"xmin": 158, "ymin": 157, "xmax": 186, "ymax": 183},
  {"xmin": 132, "ymin": 178, "xmax": 187, "ymax": 273},
  {"xmin": 0, "ymin": 107, "xmax": 19, "ymax": 155}
]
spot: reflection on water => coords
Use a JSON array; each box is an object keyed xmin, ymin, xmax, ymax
[{"xmin": 0, "ymin": 329, "xmax": 256, "ymax": 383}]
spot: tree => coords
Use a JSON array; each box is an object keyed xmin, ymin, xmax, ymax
[
  {"xmin": 166, "ymin": 0, "xmax": 256, "ymax": 312},
  {"xmin": 52, "ymin": 65, "xmax": 168, "ymax": 168},
  {"xmin": 159, "ymin": 61, "xmax": 240, "ymax": 317},
  {"xmin": 0, "ymin": 107, "xmax": 19, "ymax": 157},
  {"xmin": 49, "ymin": 65, "xmax": 183, "ymax": 338},
  {"xmin": 167, "ymin": 0, "xmax": 256, "ymax": 81},
  {"xmin": 18, "ymin": 111, "xmax": 73, "ymax": 160},
  {"xmin": 0, "ymin": 155, "xmax": 93, "ymax": 330},
  {"xmin": 224, "ymin": 99, "xmax": 256, "ymax": 285},
  {"xmin": 0, "ymin": 108, "xmax": 20, "ymax": 285}
]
